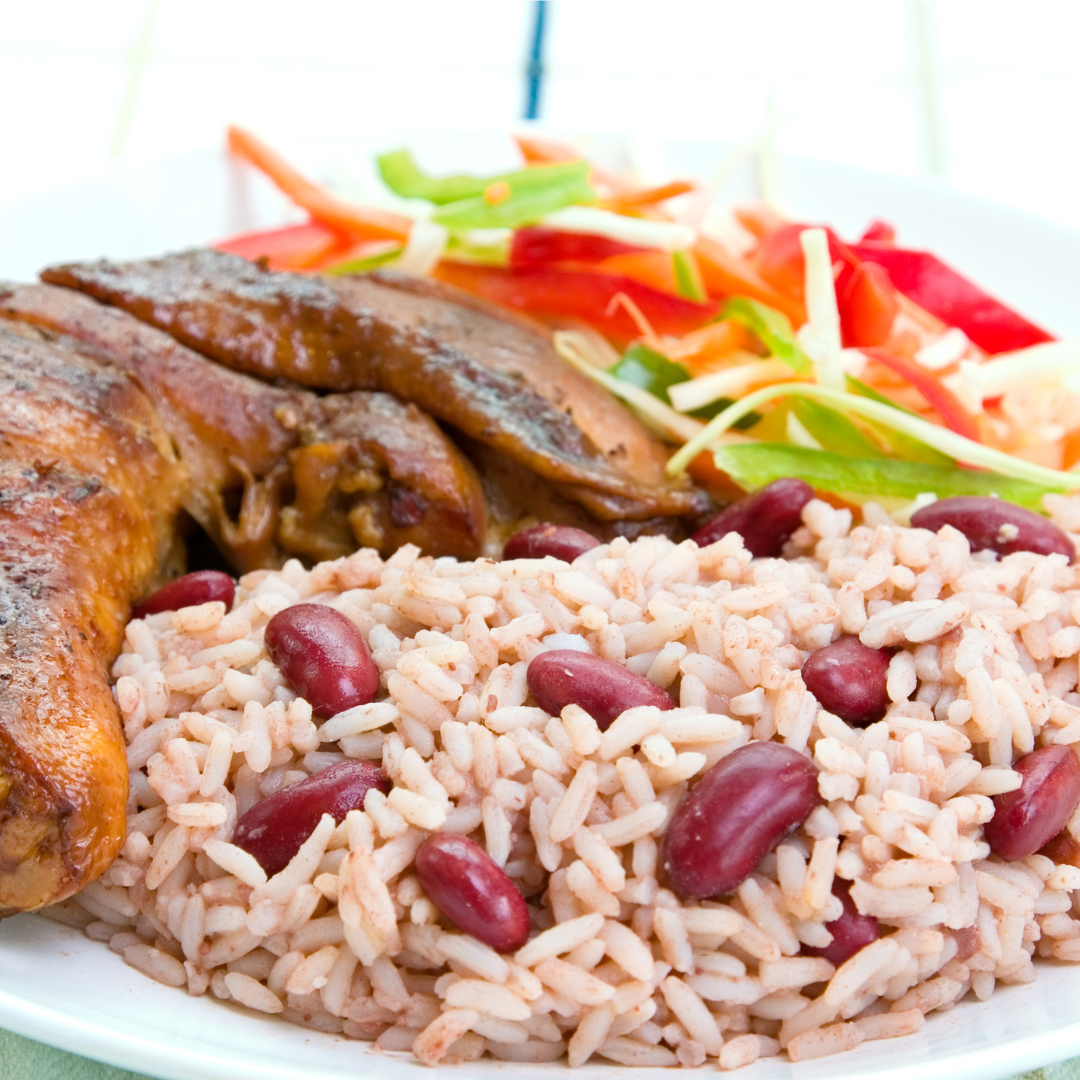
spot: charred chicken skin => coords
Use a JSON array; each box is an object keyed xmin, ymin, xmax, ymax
[{"xmin": 0, "ymin": 321, "xmax": 184, "ymax": 914}]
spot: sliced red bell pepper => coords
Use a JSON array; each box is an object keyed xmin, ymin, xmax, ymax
[
  {"xmin": 751, "ymin": 222, "xmax": 878, "ymax": 341},
  {"xmin": 860, "ymin": 347, "xmax": 980, "ymax": 441},
  {"xmin": 859, "ymin": 220, "xmax": 896, "ymax": 244},
  {"xmin": 509, "ymin": 227, "xmax": 646, "ymax": 269},
  {"xmin": 751, "ymin": 221, "xmax": 1052, "ymax": 355},
  {"xmin": 751, "ymin": 222, "xmax": 809, "ymax": 298},
  {"xmin": 852, "ymin": 242, "xmax": 1053, "ymax": 354},
  {"xmin": 839, "ymin": 262, "xmax": 898, "ymax": 348},
  {"xmin": 751, "ymin": 222, "xmax": 860, "ymax": 302},
  {"xmin": 432, "ymin": 262, "xmax": 718, "ymax": 340},
  {"xmin": 214, "ymin": 220, "xmax": 344, "ymax": 270}
]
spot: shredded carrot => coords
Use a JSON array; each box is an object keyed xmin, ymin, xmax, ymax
[
  {"xmin": 694, "ymin": 235, "xmax": 806, "ymax": 325},
  {"xmin": 882, "ymin": 328, "xmax": 922, "ymax": 359},
  {"xmin": 292, "ymin": 241, "xmax": 353, "ymax": 271},
  {"xmin": 1008, "ymin": 442, "xmax": 1067, "ymax": 469},
  {"xmin": 226, "ymin": 126, "xmax": 412, "ymax": 243},
  {"xmin": 483, "ymin": 181, "xmax": 512, "ymax": 206},
  {"xmin": 1060, "ymin": 427, "xmax": 1080, "ymax": 471},
  {"xmin": 732, "ymin": 201, "xmax": 788, "ymax": 240},
  {"xmin": 513, "ymin": 133, "xmax": 580, "ymax": 165},
  {"xmin": 603, "ymin": 180, "xmax": 697, "ymax": 211},
  {"xmin": 605, "ymin": 293, "xmax": 660, "ymax": 347},
  {"xmin": 813, "ymin": 490, "xmax": 864, "ymax": 515},
  {"xmin": 599, "ymin": 251, "xmax": 680, "ymax": 296},
  {"xmin": 662, "ymin": 320, "xmax": 759, "ymax": 374},
  {"xmin": 686, "ymin": 450, "xmax": 745, "ymax": 499},
  {"xmin": 861, "ymin": 347, "xmax": 980, "ymax": 442},
  {"xmin": 513, "ymin": 133, "xmax": 627, "ymax": 192}
]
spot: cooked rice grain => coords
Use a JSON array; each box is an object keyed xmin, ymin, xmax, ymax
[{"xmin": 86, "ymin": 498, "xmax": 1080, "ymax": 1068}]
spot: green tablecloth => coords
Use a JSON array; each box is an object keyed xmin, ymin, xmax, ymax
[
  {"xmin": 1, "ymin": 1029, "xmax": 148, "ymax": 1080},
  {"xmin": 2, "ymin": 1026, "xmax": 1080, "ymax": 1080}
]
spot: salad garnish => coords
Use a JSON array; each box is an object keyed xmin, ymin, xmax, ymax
[{"xmin": 220, "ymin": 125, "xmax": 1080, "ymax": 512}]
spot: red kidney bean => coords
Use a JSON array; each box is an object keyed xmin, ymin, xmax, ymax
[
  {"xmin": 910, "ymin": 496, "xmax": 1074, "ymax": 563},
  {"xmin": 801, "ymin": 636, "xmax": 891, "ymax": 727},
  {"xmin": 984, "ymin": 745, "xmax": 1080, "ymax": 861},
  {"xmin": 691, "ymin": 478, "xmax": 813, "ymax": 558},
  {"xmin": 661, "ymin": 742, "xmax": 821, "ymax": 898},
  {"xmin": 951, "ymin": 926, "xmax": 979, "ymax": 963},
  {"xmin": 526, "ymin": 649, "xmax": 675, "ymax": 731},
  {"xmin": 1039, "ymin": 831, "xmax": 1080, "ymax": 867},
  {"xmin": 131, "ymin": 570, "xmax": 235, "ymax": 619},
  {"xmin": 503, "ymin": 523, "xmax": 600, "ymax": 562},
  {"xmin": 802, "ymin": 878, "xmax": 879, "ymax": 966},
  {"xmin": 265, "ymin": 603, "xmax": 379, "ymax": 718},
  {"xmin": 414, "ymin": 833, "xmax": 531, "ymax": 953},
  {"xmin": 232, "ymin": 760, "xmax": 389, "ymax": 876}
]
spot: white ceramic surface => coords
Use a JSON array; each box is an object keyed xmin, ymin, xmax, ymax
[
  {"xmin": 2, "ymin": 137, "xmax": 1080, "ymax": 1080},
  {"xmin": 4, "ymin": 913, "xmax": 1080, "ymax": 1080}
]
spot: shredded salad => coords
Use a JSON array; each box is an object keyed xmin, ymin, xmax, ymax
[{"xmin": 219, "ymin": 126, "xmax": 1080, "ymax": 519}]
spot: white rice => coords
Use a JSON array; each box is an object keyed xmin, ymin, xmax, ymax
[{"xmin": 44, "ymin": 494, "xmax": 1080, "ymax": 1068}]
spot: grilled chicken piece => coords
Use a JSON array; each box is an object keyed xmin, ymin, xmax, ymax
[
  {"xmin": 0, "ymin": 284, "xmax": 486, "ymax": 569},
  {"xmin": 41, "ymin": 251, "xmax": 708, "ymax": 523},
  {"xmin": 0, "ymin": 321, "xmax": 184, "ymax": 913}
]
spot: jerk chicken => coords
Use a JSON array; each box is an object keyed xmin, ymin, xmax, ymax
[
  {"xmin": 0, "ymin": 283, "xmax": 487, "ymax": 568},
  {"xmin": 0, "ymin": 255, "xmax": 710, "ymax": 913},
  {"xmin": 0, "ymin": 321, "xmax": 184, "ymax": 915},
  {"xmin": 40, "ymin": 251, "xmax": 708, "ymax": 524}
]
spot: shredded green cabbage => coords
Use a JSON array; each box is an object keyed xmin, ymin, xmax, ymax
[
  {"xmin": 672, "ymin": 251, "xmax": 706, "ymax": 302},
  {"xmin": 718, "ymin": 297, "xmax": 812, "ymax": 376},
  {"xmin": 711, "ymin": 443, "xmax": 1055, "ymax": 509},
  {"xmin": 376, "ymin": 150, "xmax": 596, "ymax": 231},
  {"xmin": 325, "ymin": 245, "xmax": 403, "ymax": 275},
  {"xmin": 667, "ymin": 381, "xmax": 1080, "ymax": 493}
]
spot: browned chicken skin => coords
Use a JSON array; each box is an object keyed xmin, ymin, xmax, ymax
[
  {"xmin": 41, "ymin": 250, "xmax": 708, "ymax": 523},
  {"xmin": 0, "ymin": 284, "xmax": 487, "ymax": 569},
  {"xmin": 332, "ymin": 271, "xmax": 676, "ymax": 489},
  {"xmin": 0, "ymin": 321, "xmax": 184, "ymax": 913}
]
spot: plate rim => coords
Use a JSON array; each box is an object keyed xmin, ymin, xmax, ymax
[{"xmin": 3, "ymin": 136, "xmax": 1080, "ymax": 1080}]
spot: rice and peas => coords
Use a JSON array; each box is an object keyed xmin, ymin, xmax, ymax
[{"xmin": 42, "ymin": 493, "xmax": 1080, "ymax": 1069}]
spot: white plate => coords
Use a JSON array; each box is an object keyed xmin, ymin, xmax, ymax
[
  {"xmin": 2, "ymin": 136, "xmax": 1080, "ymax": 1080},
  {"xmin": 5, "ymin": 913, "xmax": 1080, "ymax": 1080}
]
